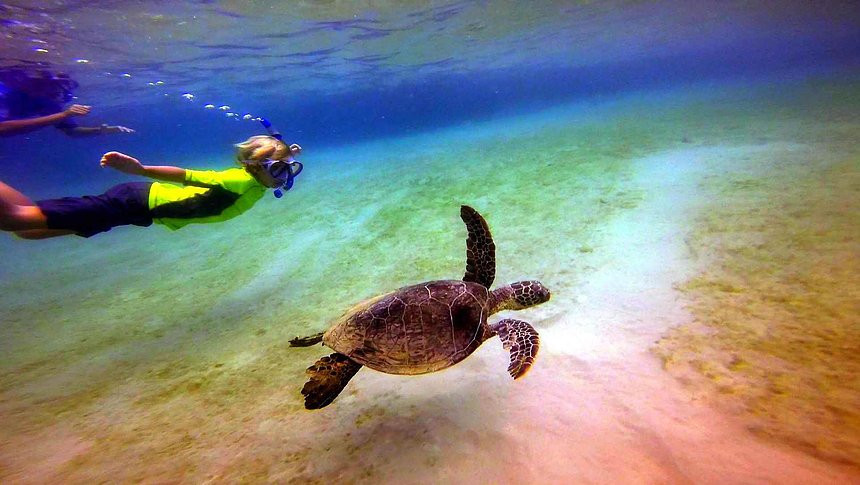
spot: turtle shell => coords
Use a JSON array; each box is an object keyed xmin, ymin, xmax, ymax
[{"xmin": 323, "ymin": 280, "xmax": 491, "ymax": 375}]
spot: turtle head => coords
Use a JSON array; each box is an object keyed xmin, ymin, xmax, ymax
[{"xmin": 490, "ymin": 280, "xmax": 551, "ymax": 313}]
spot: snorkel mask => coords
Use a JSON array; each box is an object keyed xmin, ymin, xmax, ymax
[
  {"xmin": 262, "ymin": 157, "xmax": 303, "ymax": 198},
  {"xmin": 258, "ymin": 118, "xmax": 303, "ymax": 198}
]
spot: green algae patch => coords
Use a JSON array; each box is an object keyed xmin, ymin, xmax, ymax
[{"xmin": 655, "ymin": 148, "xmax": 860, "ymax": 467}]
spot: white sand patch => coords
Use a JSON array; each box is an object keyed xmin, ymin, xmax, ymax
[
  {"xmin": 541, "ymin": 146, "xmax": 716, "ymax": 359},
  {"xmin": 275, "ymin": 145, "xmax": 858, "ymax": 483}
]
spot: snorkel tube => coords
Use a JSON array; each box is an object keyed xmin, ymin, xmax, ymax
[
  {"xmin": 270, "ymin": 157, "xmax": 303, "ymax": 198},
  {"xmin": 259, "ymin": 118, "xmax": 303, "ymax": 198},
  {"xmin": 259, "ymin": 117, "xmax": 283, "ymax": 141}
]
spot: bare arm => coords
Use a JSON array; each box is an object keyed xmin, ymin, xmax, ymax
[
  {"xmin": 59, "ymin": 125, "xmax": 104, "ymax": 137},
  {"xmin": 0, "ymin": 111, "xmax": 75, "ymax": 136},
  {"xmin": 0, "ymin": 104, "xmax": 91, "ymax": 137},
  {"xmin": 100, "ymin": 151, "xmax": 186, "ymax": 183},
  {"xmin": 60, "ymin": 124, "xmax": 135, "ymax": 138},
  {"xmin": 138, "ymin": 164, "xmax": 187, "ymax": 183}
]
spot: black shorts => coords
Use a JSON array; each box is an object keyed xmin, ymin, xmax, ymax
[{"xmin": 36, "ymin": 182, "xmax": 153, "ymax": 238}]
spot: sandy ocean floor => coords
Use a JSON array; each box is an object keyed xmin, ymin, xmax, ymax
[{"xmin": 0, "ymin": 76, "xmax": 858, "ymax": 484}]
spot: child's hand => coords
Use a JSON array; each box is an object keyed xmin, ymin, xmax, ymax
[
  {"xmin": 64, "ymin": 104, "xmax": 91, "ymax": 117},
  {"xmin": 100, "ymin": 124, "xmax": 136, "ymax": 134},
  {"xmin": 100, "ymin": 151, "xmax": 144, "ymax": 175}
]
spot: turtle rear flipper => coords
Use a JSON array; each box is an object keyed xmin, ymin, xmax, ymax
[
  {"xmin": 301, "ymin": 353, "xmax": 363, "ymax": 409},
  {"xmin": 490, "ymin": 319, "xmax": 540, "ymax": 379}
]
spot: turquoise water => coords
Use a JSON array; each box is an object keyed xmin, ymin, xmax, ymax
[{"xmin": 1, "ymin": 1, "xmax": 859, "ymax": 483}]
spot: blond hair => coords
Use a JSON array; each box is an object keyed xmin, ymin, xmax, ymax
[{"xmin": 234, "ymin": 135, "xmax": 288, "ymax": 167}]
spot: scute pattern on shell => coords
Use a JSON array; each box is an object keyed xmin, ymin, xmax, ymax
[{"xmin": 324, "ymin": 280, "xmax": 491, "ymax": 374}]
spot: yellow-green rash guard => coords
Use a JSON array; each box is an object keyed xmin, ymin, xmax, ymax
[{"xmin": 148, "ymin": 168, "xmax": 266, "ymax": 230}]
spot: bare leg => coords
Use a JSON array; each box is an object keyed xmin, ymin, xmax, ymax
[
  {"xmin": 0, "ymin": 180, "xmax": 50, "ymax": 232},
  {"xmin": 14, "ymin": 229, "xmax": 75, "ymax": 239},
  {"xmin": 0, "ymin": 180, "xmax": 35, "ymax": 206}
]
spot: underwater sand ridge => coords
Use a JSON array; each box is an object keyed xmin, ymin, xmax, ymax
[
  {"xmin": 484, "ymin": 142, "xmax": 859, "ymax": 484},
  {"xmin": 654, "ymin": 141, "xmax": 860, "ymax": 468}
]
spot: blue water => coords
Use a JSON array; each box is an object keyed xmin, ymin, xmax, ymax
[
  {"xmin": 1, "ymin": 1, "xmax": 860, "ymax": 483},
  {"xmin": 1, "ymin": 0, "xmax": 858, "ymax": 196}
]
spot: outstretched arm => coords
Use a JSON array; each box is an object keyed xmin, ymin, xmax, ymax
[
  {"xmin": 0, "ymin": 104, "xmax": 91, "ymax": 137},
  {"xmin": 59, "ymin": 123, "xmax": 135, "ymax": 137},
  {"xmin": 99, "ymin": 151, "xmax": 186, "ymax": 183}
]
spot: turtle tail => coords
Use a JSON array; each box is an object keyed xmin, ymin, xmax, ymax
[
  {"xmin": 301, "ymin": 353, "xmax": 363, "ymax": 409},
  {"xmin": 289, "ymin": 331, "xmax": 324, "ymax": 347}
]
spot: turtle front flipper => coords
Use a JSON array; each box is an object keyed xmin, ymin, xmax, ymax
[
  {"xmin": 460, "ymin": 205, "xmax": 496, "ymax": 288},
  {"xmin": 301, "ymin": 353, "xmax": 363, "ymax": 409},
  {"xmin": 490, "ymin": 319, "xmax": 540, "ymax": 379}
]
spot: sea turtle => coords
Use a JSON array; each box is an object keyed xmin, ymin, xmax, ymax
[{"xmin": 289, "ymin": 205, "xmax": 551, "ymax": 409}]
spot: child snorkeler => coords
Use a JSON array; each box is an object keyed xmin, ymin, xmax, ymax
[{"xmin": 0, "ymin": 135, "xmax": 302, "ymax": 239}]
